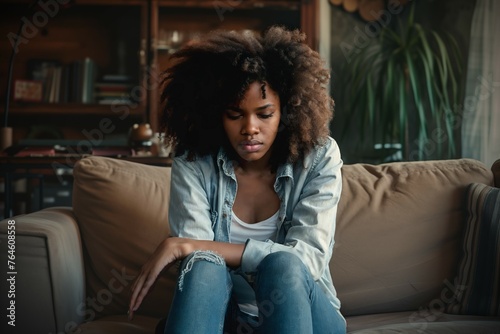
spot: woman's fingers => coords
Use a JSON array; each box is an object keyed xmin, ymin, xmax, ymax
[
  {"xmin": 129, "ymin": 252, "xmax": 174, "ymax": 317},
  {"xmin": 128, "ymin": 238, "xmax": 186, "ymax": 320},
  {"xmin": 129, "ymin": 271, "xmax": 146, "ymax": 319},
  {"xmin": 129, "ymin": 272, "xmax": 154, "ymax": 318}
]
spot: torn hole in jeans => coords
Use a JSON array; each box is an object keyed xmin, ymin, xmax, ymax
[{"xmin": 178, "ymin": 250, "xmax": 225, "ymax": 291}]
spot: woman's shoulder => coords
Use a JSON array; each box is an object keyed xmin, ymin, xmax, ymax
[
  {"xmin": 171, "ymin": 151, "xmax": 219, "ymax": 176},
  {"xmin": 280, "ymin": 136, "xmax": 342, "ymax": 180},
  {"xmin": 301, "ymin": 136, "xmax": 341, "ymax": 169}
]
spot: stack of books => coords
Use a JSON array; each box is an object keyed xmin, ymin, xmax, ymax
[
  {"xmin": 94, "ymin": 74, "xmax": 133, "ymax": 105},
  {"xmin": 28, "ymin": 57, "xmax": 97, "ymax": 103}
]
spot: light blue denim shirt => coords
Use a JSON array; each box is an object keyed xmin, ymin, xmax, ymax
[{"xmin": 168, "ymin": 136, "xmax": 343, "ymax": 313}]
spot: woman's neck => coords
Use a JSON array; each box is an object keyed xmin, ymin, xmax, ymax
[{"xmin": 234, "ymin": 159, "xmax": 274, "ymax": 177}]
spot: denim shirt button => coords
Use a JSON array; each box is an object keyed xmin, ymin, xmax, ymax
[{"xmin": 222, "ymin": 213, "xmax": 227, "ymax": 218}]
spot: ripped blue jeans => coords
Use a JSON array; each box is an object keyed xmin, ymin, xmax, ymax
[{"xmin": 163, "ymin": 251, "xmax": 346, "ymax": 334}]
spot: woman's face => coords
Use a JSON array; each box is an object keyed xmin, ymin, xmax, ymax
[{"xmin": 222, "ymin": 81, "xmax": 281, "ymax": 167}]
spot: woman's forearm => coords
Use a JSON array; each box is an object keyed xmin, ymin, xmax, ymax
[{"xmin": 183, "ymin": 239, "xmax": 245, "ymax": 268}]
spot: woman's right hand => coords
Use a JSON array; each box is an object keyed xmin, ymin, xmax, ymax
[{"xmin": 128, "ymin": 237, "xmax": 192, "ymax": 320}]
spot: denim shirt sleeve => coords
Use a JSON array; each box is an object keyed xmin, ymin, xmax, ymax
[
  {"xmin": 168, "ymin": 155, "xmax": 215, "ymax": 241},
  {"xmin": 241, "ymin": 138, "xmax": 343, "ymax": 280}
]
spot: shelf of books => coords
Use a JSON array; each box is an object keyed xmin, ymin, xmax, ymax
[
  {"xmin": 16, "ymin": 58, "xmax": 138, "ymax": 103},
  {"xmin": 8, "ymin": 58, "xmax": 144, "ymax": 116}
]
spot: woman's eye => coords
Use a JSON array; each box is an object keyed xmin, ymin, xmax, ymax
[
  {"xmin": 225, "ymin": 113, "xmax": 241, "ymax": 120},
  {"xmin": 259, "ymin": 113, "xmax": 274, "ymax": 119}
]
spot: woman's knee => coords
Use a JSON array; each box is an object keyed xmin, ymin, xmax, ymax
[
  {"xmin": 178, "ymin": 250, "xmax": 229, "ymax": 291},
  {"xmin": 256, "ymin": 251, "xmax": 306, "ymax": 280},
  {"xmin": 254, "ymin": 252, "xmax": 312, "ymax": 311},
  {"xmin": 257, "ymin": 252, "xmax": 304, "ymax": 272}
]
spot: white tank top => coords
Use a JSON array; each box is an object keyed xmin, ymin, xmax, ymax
[
  {"xmin": 230, "ymin": 210, "xmax": 279, "ymax": 316},
  {"xmin": 229, "ymin": 210, "xmax": 279, "ymax": 244}
]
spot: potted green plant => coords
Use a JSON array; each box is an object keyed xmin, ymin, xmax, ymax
[{"xmin": 340, "ymin": 2, "xmax": 463, "ymax": 161}]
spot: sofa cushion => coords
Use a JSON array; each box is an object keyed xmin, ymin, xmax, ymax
[
  {"xmin": 72, "ymin": 156, "xmax": 176, "ymax": 319},
  {"xmin": 446, "ymin": 183, "xmax": 500, "ymax": 316},
  {"xmin": 346, "ymin": 311, "xmax": 500, "ymax": 333},
  {"xmin": 76, "ymin": 315, "xmax": 159, "ymax": 334},
  {"xmin": 332, "ymin": 159, "xmax": 493, "ymax": 316},
  {"xmin": 492, "ymin": 159, "xmax": 500, "ymax": 187}
]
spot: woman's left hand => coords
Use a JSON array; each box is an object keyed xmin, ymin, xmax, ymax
[{"xmin": 128, "ymin": 237, "xmax": 191, "ymax": 319}]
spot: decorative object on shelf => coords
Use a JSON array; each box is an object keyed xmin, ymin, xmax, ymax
[
  {"xmin": 358, "ymin": 0, "xmax": 384, "ymax": 21},
  {"xmin": 157, "ymin": 29, "xmax": 202, "ymax": 54},
  {"xmin": 343, "ymin": 0, "xmax": 359, "ymax": 13},
  {"xmin": 0, "ymin": 127, "xmax": 13, "ymax": 152},
  {"xmin": 157, "ymin": 29, "xmax": 185, "ymax": 53},
  {"xmin": 129, "ymin": 123, "xmax": 154, "ymax": 156},
  {"xmin": 13, "ymin": 80, "xmax": 43, "ymax": 102},
  {"xmin": 330, "ymin": 0, "xmax": 409, "ymax": 22},
  {"xmin": 340, "ymin": 1, "xmax": 463, "ymax": 161}
]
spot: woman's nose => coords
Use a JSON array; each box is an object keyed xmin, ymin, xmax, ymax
[{"xmin": 241, "ymin": 116, "xmax": 259, "ymax": 135}]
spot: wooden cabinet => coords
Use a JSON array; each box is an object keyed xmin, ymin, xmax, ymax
[
  {"xmin": 0, "ymin": 1, "xmax": 149, "ymax": 144},
  {"xmin": 0, "ymin": 0, "xmax": 318, "ymax": 144}
]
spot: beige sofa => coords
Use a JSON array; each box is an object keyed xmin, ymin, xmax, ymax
[{"xmin": 1, "ymin": 156, "xmax": 500, "ymax": 333}]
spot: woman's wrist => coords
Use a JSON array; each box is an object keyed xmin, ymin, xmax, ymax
[
  {"xmin": 180, "ymin": 238, "xmax": 196, "ymax": 258},
  {"xmin": 166, "ymin": 237, "xmax": 195, "ymax": 260}
]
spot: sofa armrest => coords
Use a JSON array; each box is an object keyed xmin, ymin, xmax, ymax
[{"xmin": 0, "ymin": 207, "xmax": 85, "ymax": 333}]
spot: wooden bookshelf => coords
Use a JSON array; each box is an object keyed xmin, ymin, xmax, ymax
[{"xmin": 1, "ymin": 0, "xmax": 318, "ymax": 144}]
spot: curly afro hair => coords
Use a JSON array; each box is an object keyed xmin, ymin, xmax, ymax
[{"xmin": 159, "ymin": 26, "xmax": 333, "ymax": 167}]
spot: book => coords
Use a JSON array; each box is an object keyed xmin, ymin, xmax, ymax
[
  {"xmin": 48, "ymin": 66, "xmax": 62, "ymax": 103},
  {"xmin": 94, "ymin": 72, "xmax": 133, "ymax": 105},
  {"xmin": 14, "ymin": 146, "xmax": 56, "ymax": 157},
  {"xmin": 81, "ymin": 57, "xmax": 96, "ymax": 103},
  {"xmin": 59, "ymin": 65, "xmax": 70, "ymax": 103},
  {"xmin": 27, "ymin": 59, "xmax": 61, "ymax": 103},
  {"xmin": 102, "ymin": 74, "xmax": 132, "ymax": 82}
]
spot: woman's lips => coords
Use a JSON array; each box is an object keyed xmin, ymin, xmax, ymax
[{"xmin": 239, "ymin": 140, "xmax": 263, "ymax": 153}]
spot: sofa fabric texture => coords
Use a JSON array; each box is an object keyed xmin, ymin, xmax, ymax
[
  {"xmin": 1, "ymin": 156, "xmax": 500, "ymax": 333},
  {"xmin": 334, "ymin": 159, "xmax": 494, "ymax": 317},
  {"xmin": 72, "ymin": 158, "xmax": 175, "ymax": 319},
  {"xmin": 0, "ymin": 208, "xmax": 85, "ymax": 333}
]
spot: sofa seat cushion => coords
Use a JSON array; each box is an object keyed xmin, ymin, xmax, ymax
[
  {"xmin": 347, "ymin": 311, "xmax": 500, "ymax": 333},
  {"xmin": 333, "ymin": 159, "xmax": 493, "ymax": 316},
  {"xmin": 76, "ymin": 315, "xmax": 159, "ymax": 334},
  {"xmin": 75, "ymin": 313, "xmax": 500, "ymax": 333},
  {"xmin": 72, "ymin": 156, "xmax": 176, "ymax": 319}
]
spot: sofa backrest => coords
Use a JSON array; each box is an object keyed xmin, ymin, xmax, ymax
[
  {"xmin": 333, "ymin": 159, "xmax": 493, "ymax": 316},
  {"xmin": 72, "ymin": 156, "xmax": 493, "ymax": 319},
  {"xmin": 73, "ymin": 157, "xmax": 174, "ymax": 319}
]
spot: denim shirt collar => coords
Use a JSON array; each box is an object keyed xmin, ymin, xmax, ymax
[{"xmin": 216, "ymin": 148, "xmax": 294, "ymax": 184}]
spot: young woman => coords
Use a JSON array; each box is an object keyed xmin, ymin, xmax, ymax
[{"xmin": 129, "ymin": 26, "xmax": 346, "ymax": 334}]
